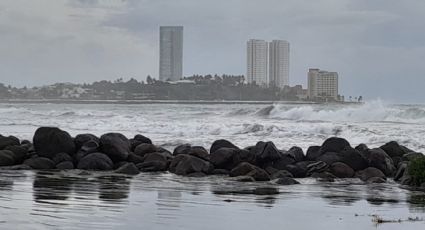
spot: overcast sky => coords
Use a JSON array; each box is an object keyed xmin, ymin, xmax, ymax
[{"xmin": 0, "ymin": 0, "xmax": 424, "ymax": 103}]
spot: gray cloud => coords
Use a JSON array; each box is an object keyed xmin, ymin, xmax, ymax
[{"xmin": 0, "ymin": 0, "xmax": 424, "ymax": 102}]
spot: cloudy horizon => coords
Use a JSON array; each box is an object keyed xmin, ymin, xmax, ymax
[{"xmin": 1, "ymin": 0, "xmax": 425, "ymax": 103}]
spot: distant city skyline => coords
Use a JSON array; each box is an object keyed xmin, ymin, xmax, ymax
[{"xmin": 0, "ymin": 0, "xmax": 424, "ymax": 103}]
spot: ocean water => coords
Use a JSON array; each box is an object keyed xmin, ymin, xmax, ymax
[{"xmin": 1, "ymin": 101, "xmax": 425, "ymax": 230}]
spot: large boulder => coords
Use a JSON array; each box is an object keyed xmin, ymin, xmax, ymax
[
  {"xmin": 134, "ymin": 143, "xmax": 158, "ymax": 157},
  {"xmin": 317, "ymin": 152, "xmax": 341, "ymax": 165},
  {"xmin": 56, "ymin": 161, "xmax": 74, "ymax": 170},
  {"xmin": 100, "ymin": 133, "xmax": 130, "ymax": 162},
  {"xmin": 52, "ymin": 152, "xmax": 73, "ymax": 165},
  {"xmin": 339, "ymin": 147, "xmax": 368, "ymax": 171},
  {"xmin": 169, "ymin": 154, "xmax": 213, "ymax": 175},
  {"xmin": 23, "ymin": 157, "xmax": 55, "ymax": 169},
  {"xmin": 329, "ymin": 162, "xmax": 355, "ymax": 178},
  {"xmin": 76, "ymin": 152, "xmax": 114, "ymax": 170},
  {"xmin": 209, "ymin": 147, "xmax": 240, "ymax": 170},
  {"xmin": 137, "ymin": 152, "xmax": 172, "ymax": 172},
  {"xmin": 0, "ymin": 135, "xmax": 20, "ymax": 150},
  {"xmin": 33, "ymin": 127, "xmax": 75, "ymax": 159},
  {"xmin": 130, "ymin": 134, "xmax": 152, "ymax": 151},
  {"xmin": 307, "ymin": 161, "xmax": 328, "ymax": 176},
  {"xmin": 272, "ymin": 153, "xmax": 296, "ymax": 170},
  {"xmin": 75, "ymin": 140, "xmax": 100, "ymax": 162},
  {"xmin": 355, "ymin": 167, "xmax": 386, "ymax": 181},
  {"xmin": 367, "ymin": 148, "xmax": 395, "ymax": 176},
  {"xmin": 253, "ymin": 141, "xmax": 282, "ymax": 165},
  {"xmin": 380, "ymin": 141, "xmax": 411, "ymax": 158},
  {"xmin": 306, "ymin": 146, "xmax": 321, "ymax": 161},
  {"xmin": 210, "ymin": 139, "xmax": 239, "ymax": 154},
  {"xmin": 127, "ymin": 153, "xmax": 144, "ymax": 164},
  {"xmin": 230, "ymin": 162, "xmax": 270, "ymax": 181},
  {"xmin": 173, "ymin": 144, "xmax": 192, "ymax": 155},
  {"xmin": 0, "ymin": 150, "xmax": 16, "ymax": 166},
  {"xmin": 74, "ymin": 134, "xmax": 99, "ymax": 150},
  {"xmin": 4, "ymin": 145, "xmax": 27, "ymax": 164},
  {"xmin": 115, "ymin": 162, "xmax": 139, "ymax": 175},
  {"xmin": 174, "ymin": 144, "xmax": 209, "ymax": 160},
  {"xmin": 275, "ymin": 177, "xmax": 300, "ymax": 185},
  {"xmin": 320, "ymin": 137, "xmax": 351, "ymax": 154},
  {"xmin": 287, "ymin": 146, "xmax": 305, "ymax": 162}
]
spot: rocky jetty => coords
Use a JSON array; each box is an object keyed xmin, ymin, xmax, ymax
[{"xmin": 1, "ymin": 127, "xmax": 424, "ymax": 187}]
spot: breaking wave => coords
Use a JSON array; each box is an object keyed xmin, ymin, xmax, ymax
[{"xmin": 262, "ymin": 100, "xmax": 425, "ymax": 123}]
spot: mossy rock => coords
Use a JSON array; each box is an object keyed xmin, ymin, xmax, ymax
[{"xmin": 408, "ymin": 156, "xmax": 425, "ymax": 186}]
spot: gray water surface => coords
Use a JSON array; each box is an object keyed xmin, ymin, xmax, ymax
[{"xmin": 0, "ymin": 170, "xmax": 424, "ymax": 230}]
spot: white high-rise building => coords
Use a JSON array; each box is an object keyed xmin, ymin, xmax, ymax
[
  {"xmin": 269, "ymin": 40, "xmax": 290, "ymax": 88},
  {"xmin": 247, "ymin": 39, "xmax": 268, "ymax": 87},
  {"xmin": 308, "ymin": 68, "xmax": 339, "ymax": 101},
  {"xmin": 159, "ymin": 26, "xmax": 183, "ymax": 82}
]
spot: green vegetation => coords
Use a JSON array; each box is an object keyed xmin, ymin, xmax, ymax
[{"xmin": 408, "ymin": 156, "xmax": 425, "ymax": 186}]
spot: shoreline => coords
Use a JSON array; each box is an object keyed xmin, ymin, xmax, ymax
[{"xmin": 0, "ymin": 99, "xmax": 362, "ymax": 105}]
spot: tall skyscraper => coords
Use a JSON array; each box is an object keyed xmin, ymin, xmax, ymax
[
  {"xmin": 247, "ymin": 39, "xmax": 268, "ymax": 87},
  {"xmin": 159, "ymin": 26, "xmax": 183, "ymax": 82},
  {"xmin": 269, "ymin": 40, "xmax": 290, "ymax": 88},
  {"xmin": 308, "ymin": 68, "xmax": 339, "ymax": 101}
]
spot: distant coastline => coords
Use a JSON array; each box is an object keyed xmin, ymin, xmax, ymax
[{"xmin": 0, "ymin": 98, "xmax": 362, "ymax": 105}]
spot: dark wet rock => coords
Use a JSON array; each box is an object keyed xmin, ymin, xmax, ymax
[
  {"xmin": 265, "ymin": 166, "xmax": 279, "ymax": 175},
  {"xmin": 320, "ymin": 137, "xmax": 351, "ymax": 154},
  {"xmin": 230, "ymin": 162, "xmax": 270, "ymax": 181},
  {"xmin": 339, "ymin": 147, "xmax": 368, "ymax": 171},
  {"xmin": 33, "ymin": 127, "xmax": 75, "ymax": 159},
  {"xmin": 394, "ymin": 162, "xmax": 408, "ymax": 181},
  {"xmin": 56, "ymin": 161, "xmax": 74, "ymax": 170},
  {"xmin": 329, "ymin": 162, "xmax": 355, "ymax": 178},
  {"xmin": 169, "ymin": 154, "xmax": 213, "ymax": 175},
  {"xmin": 391, "ymin": 156, "xmax": 403, "ymax": 168},
  {"xmin": 317, "ymin": 152, "xmax": 341, "ymax": 166},
  {"xmin": 4, "ymin": 145, "xmax": 27, "ymax": 164},
  {"xmin": 173, "ymin": 144, "xmax": 191, "ymax": 155},
  {"xmin": 275, "ymin": 177, "xmax": 300, "ymax": 185},
  {"xmin": 113, "ymin": 161, "xmax": 128, "ymax": 169},
  {"xmin": 211, "ymin": 169, "xmax": 229, "ymax": 175},
  {"xmin": 127, "ymin": 153, "xmax": 144, "ymax": 164},
  {"xmin": 355, "ymin": 143, "xmax": 369, "ymax": 153},
  {"xmin": 130, "ymin": 134, "xmax": 152, "ymax": 151},
  {"xmin": 100, "ymin": 133, "xmax": 130, "ymax": 162},
  {"xmin": 286, "ymin": 161, "xmax": 314, "ymax": 178},
  {"xmin": 24, "ymin": 157, "xmax": 55, "ymax": 169},
  {"xmin": 367, "ymin": 177, "xmax": 386, "ymax": 184},
  {"xmin": 272, "ymin": 153, "xmax": 296, "ymax": 170},
  {"xmin": 287, "ymin": 146, "xmax": 305, "ymax": 162},
  {"xmin": 367, "ymin": 148, "xmax": 395, "ymax": 176},
  {"xmin": 271, "ymin": 170, "xmax": 294, "ymax": 179},
  {"xmin": 210, "ymin": 139, "xmax": 239, "ymax": 154},
  {"xmin": 380, "ymin": 141, "xmax": 412, "ymax": 158},
  {"xmin": 134, "ymin": 143, "xmax": 158, "ymax": 157},
  {"xmin": 355, "ymin": 167, "xmax": 386, "ymax": 181},
  {"xmin": 0, "ymin": 150, "xmax": 16, "ymax": 166},
  {"xmin": 115, "ymin": 162, "xmax": 139, "ymax": 175},
  {"xmin": 306, "ymin": 146, "xmax": 321, "ymax": 161},
  {"xmin": 0, "ymin": 135, "xmax": 20, "ymax": 150},
  {"xmin": 311, "ymin": 172, "xmax": 336, "ymax": 182},
  {"xmin": 209, "ymin": 147, "xmax": 240, "ymax": 170},
  {"xmin": 74, "ymin": 134, "xmax": 99, "ymax": 150},
  {"xmin": 188, "ymin": 146, "xmax": 209, "ymax": 161},
  {"xmin": 77, "ymin": 152, "xmax": 114, "ymax": 171},
  {"xmin": 253, "ymin": 141, "xmax": 282, "ymax": 165},
  {"xmin": 307, "ymin": 161, "xmax": 328, "ymax": 175},
  {"xmin": 75, "ymin": 140, "xmax": 99, "ymax": 162},
  {"xmin": 52, "ymin": 152, "xmax": 73, "ymax": 165},
  {"xmin": 403, "ymin": 152, "xmax": 424, "ymax": 161},
  {"xmin": 137, "ymin": 152, "xmax": 172, "ymax": 172},
  {"xmin": 234, "ymin": 176, "xmax": 255, "ymax": 182}
]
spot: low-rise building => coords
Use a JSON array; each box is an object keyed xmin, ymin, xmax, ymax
[{"xmin": 307, "ymin": 68, "xmax": 339, "ymax": 101}]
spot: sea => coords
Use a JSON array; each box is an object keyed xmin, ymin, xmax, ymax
[{"xmin": 0, "ymin": 100, "xmax": 425, "ymax": 230}]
